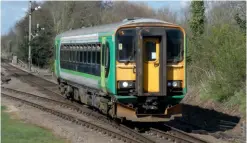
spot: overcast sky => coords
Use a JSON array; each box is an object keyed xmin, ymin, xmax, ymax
[{"xmin": 1, "ymin": 0, "xmax": 190, "ymax": 35}]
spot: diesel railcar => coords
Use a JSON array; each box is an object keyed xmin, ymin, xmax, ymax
[{"xmin": 54, "ymin": 18, "xmax": 187, "ymax": 122}]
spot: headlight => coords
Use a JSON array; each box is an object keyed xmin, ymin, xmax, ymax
[
  {"xmin": 118, "ymin": 81, "xmax": 135, "ymax": 88},
  {"xmin": 167, "ymin": 80, "xmax": 182, "ymax": 88},
  {"xmin": 122, "ymin": 82, "xmax": 128, "ymax": 88},
  {"xmin": 172, "ymin": 81, "xmax": 178, "ymax": 87}
]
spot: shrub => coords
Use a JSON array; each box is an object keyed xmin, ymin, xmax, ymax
[
  {"xmin": 48, "ymin": 58, "xmax": 55, "ymax": 73},
  {"xmin": 188, "ymin": 24, "xmax": 246, "ymax": 108}
]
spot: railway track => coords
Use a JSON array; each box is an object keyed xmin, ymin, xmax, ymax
[
  {"xmin": 1, "ymin": 92, "xmax": 140, "ymax": 143},
  {"xmin": 146, "ymin": 126, "xmax": 208, "ymax": 143},
  {"xmin": 1, "ymin": 63, "xmax": 61, "ymax": 95},
  {"xmin": 2, "ymin": 62, "xmax": 210, "ymax": 143},
  {"xmin": 1, "ymin": 87, "xmax": 154, "ymax": 143}
]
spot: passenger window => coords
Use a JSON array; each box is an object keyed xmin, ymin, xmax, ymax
[
  {"xmin": 92, "ymin": 51, "xmax": 96, "ymax": 64},
  {"xmin": 80, "ymin": 51, "xmax": 83, "ymax": 62},
  {"xmin": 96, "ymin": 51, "xmax": 100, "ymax": 64},
  {"xmin": 60, "ymin": 50, "xmax": 62, "ymax": 60},
  {"xmin": 88, "ymin": 50, "xmax": 91, "ymax": 63},
  {"xmin": 73, "ymin": 51, "xmax": 76, "ymax": 62},
  {"xmin": 69, "ymin": 51, "xmax": 71, "ymax": 61},
  {"xmin": 63, "ymin": 51, "xmax": 65, "ymax": 61},
  {"xmin": 84, "ymin": 51, "xmax": 87, "ymax": 63},
  {"xmin": 77, "ymin": 51, "xmax": 79, "ymax": 62},
  {"xmin": 65, "ymin": 51, "xmax": 68, "ymax": 61}
]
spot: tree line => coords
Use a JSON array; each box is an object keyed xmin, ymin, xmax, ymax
[{"xmin": 1, "ymin": 1, "xmax": 246, "ymax": 113}]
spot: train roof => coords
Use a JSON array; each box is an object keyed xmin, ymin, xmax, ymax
[{"xmin": 55, "ymin": 18, "xmax": 175, "ymax": 39}]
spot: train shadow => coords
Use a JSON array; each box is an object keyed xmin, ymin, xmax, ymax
[{"xmin": 165, "ymin": 103, "xmax": 241, "ymax": 134}]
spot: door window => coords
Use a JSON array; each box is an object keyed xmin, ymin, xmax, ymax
[{"xmin": 145, "ymin": 41, "xmax": 156, "ymax": 61}]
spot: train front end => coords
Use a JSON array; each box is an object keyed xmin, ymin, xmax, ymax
[{"xmin": 113, "ymin": 23, "xmax": 186, "ymax": 122}]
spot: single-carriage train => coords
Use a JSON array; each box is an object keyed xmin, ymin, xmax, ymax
[{"xmin": 54, "ymin": 18, "xmax": 187, "ymax": 122}]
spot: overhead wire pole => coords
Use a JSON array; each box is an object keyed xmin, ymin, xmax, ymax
[{"xmin": 28, "ymin": 1, "xmax": 32, "ymax": 71}]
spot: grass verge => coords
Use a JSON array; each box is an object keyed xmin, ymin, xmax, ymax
[{"xmin": 1, "ymin": 106, "xmax": 66, "ymax": 143}]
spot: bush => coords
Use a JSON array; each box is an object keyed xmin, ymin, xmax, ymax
[
  {"xmin": 188, "ymin": 24, "xmax": 246, "ymax": 109},
  {"xmin": 226, "ymin": 88, "xmax": 246, "ymax": 114},
  {"xmin": 48, "ymin": 58, "xmax": 55, "ymax": 73}
]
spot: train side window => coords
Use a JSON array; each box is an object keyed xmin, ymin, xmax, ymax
[
  {"xmin": 80, "ymin": 51, "xmax": 83, "ymax": 63},
  {"xmin": 67, "ymin": 51, "xmax": 69, "ymax": 61},
  {"xmin": 68, "ymin": 51, "xmax": 70, "ymax": 62},
  {"xmin": 62, "ymin": 51, "xmax": 64, "ymax": 61},
  {"xmin": 68, "ymin": 50, "xmax": 70, "ymax": 62},
  {"xmin": 64, "ymin": 51, "xmax": 66, "ymax": 61},
  {"xmin": 72, "ymin": 50, "xmax": 75, "ymax": 62},
  {"xmin": 62, "ymin": 50, "xmax": 64, "ymax": 61},
  {"xmin": 63, "ymin": 50, "xmax": 65, "ymax": 61},
  {"xmin": 67, "ymin": 50, "xmax": 69, "ymax": 61},
  {"xmin": 96, "ymin": 51, "xmax": 100, "ymax": 64},
  {"xmin": 75, "ymin": 50, "xmax": 78, "ymax": 63},
  {"xmin": 63, "ymin": 51, "xmax": 68, "ymax": 61},
  {"xmin": 63, "ymin": 51, "xmax": 66, "ymax": 61},
  {"xmin": 92, "ymin": 50, "xmax": 96, "ymax": 64},
  {"xmin": 65, "ymin": 51, "xmax": 67, "ymax": 61},
  {"xmin": 60, "ymin": 50, "xmax": 62, "ymax": 61},
  {"xmin": 69, "ymin": 49, "xmax": 71, "ymax": 62},
  {"xmin": 70, "ymin": 50, "xmax": 73, "ymax": 62},
  {"xmin": 74, "ymin": 49, "xmax": 77, "ymax": 63},
  {"xmin": 64, "ymin": 50, "xmax": 68, "ymax": 61},
  {"xmin": 88, "ymin": 49, "xmax": 92, "ymax": 64},
  {"xmin": 72, "ymin": 50, "xmax": 74, "ymax": 62},
  {"xmin": 66, "ymin": 51, "xmax": 68, "ymax": 61},
  {"xmin": 83, "ymin": 51, "xmax": 86, "ymax": 63},
  {"xmin": 77, "ymin": 50, "xmax": 80, "ymax": 63}
]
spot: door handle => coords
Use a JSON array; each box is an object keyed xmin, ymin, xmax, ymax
[
  {"xmin": 133, "ymin": 66, "xmax": 136, "ymax": 73},
  {"xmin": 154, "ymin": 61, "xmax": 159, "ymax": 67}
]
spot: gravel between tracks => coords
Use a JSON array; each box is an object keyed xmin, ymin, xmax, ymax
[
  {"xmin": 2, "ymin": 64, "xmax": 241, "ymax": 143},
  {"xmin": 1, "ymin": 67, "xmax": 50, "ymax": 98},
  {"xmin": 1, "ymin": 68, "xmax": 125, "ymax": 143}
]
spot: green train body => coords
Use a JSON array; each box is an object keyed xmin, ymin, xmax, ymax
[{"xmin": 54, "ymin": 18, "xmax": 187, "ymax": 122}]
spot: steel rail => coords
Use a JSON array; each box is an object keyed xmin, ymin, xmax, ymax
[
  {"xmin": 2, "ymin": 62, "xmax": 209, "ymax": 143},
  {"xmin": 2, "ymin": 92, "xmax": 141, "ymax": 143},
  {"xmin": 1, "ymin": 87, "xmax": 155, "ymax": 143},
  {"xmin": 149, "ymin": 127, "xmax": 208, "ymax": 143}
]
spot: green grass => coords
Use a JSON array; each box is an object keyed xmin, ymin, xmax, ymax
[{"xmin": 1, "ymin": 106, "xmax": 66, "ymax": 143}]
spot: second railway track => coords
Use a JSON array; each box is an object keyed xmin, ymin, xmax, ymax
[
  {"xmin": 1, "ymin": 87, "xmax": 155, "ymax": 143},
  {"xmin": 2, "ymin": 62, "xmax": 209, "ymax": 143},
  {"xmin": 1, "ymin": 92, "xmax": 140, "ymax": 143}
]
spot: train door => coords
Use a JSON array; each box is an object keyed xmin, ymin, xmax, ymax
[
  {"xmin": 55, "ymin": 40, "xmax": 60, "ymax": 77},
  {"xmin": 143, "ymin": 38, "xmax": 160, "ymax": 93},
  {"xmin": 101, "ymin": 37, "xmax": 109, "ymax": 92},
  {"xmin": 136, "ymin": 27, "xmax": 167, "ymax": 96}
]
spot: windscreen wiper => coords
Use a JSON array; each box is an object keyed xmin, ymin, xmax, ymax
[{"xmin": 124, "ymin": 48, "xmax": 136, "ymax": 65}]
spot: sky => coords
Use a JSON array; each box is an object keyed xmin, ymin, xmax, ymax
[{"xmin": 1, "ymin": 1, "xmax": 189, "ymax": 35}]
